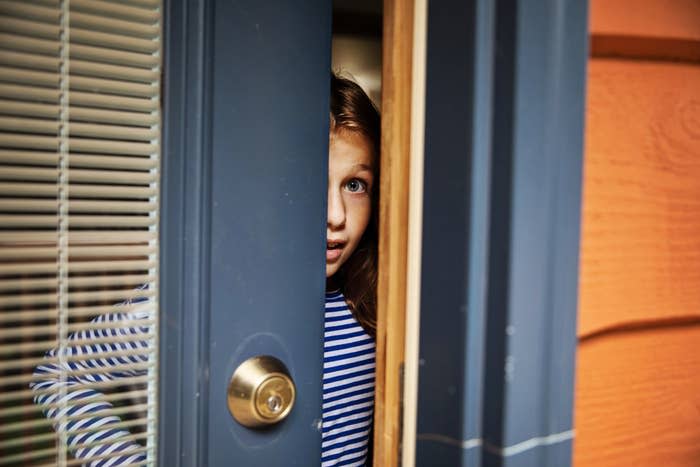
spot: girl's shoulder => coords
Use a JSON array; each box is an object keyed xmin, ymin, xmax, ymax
[{"xmin": 324, "ymin": 289, "xmax": 346, "ymax": 304}]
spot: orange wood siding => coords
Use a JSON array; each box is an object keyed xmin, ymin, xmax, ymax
[
  {"xmin": 576, "ymin": 325, "xmax": 700, "ymax": 465},
  {"xmin": 575, "ymin": 1, "xmax": 700, "ymax": 465},
  {"xmin": 589, "ymin": 0, "xmax": 700, "ymax": 42},
  {"xmin": 578, "ymin": 59, "xmax": 700, "ymax": 338}
]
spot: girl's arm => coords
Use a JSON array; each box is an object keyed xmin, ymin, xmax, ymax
[{"xmin": 30, "ymin": 298, "xmax": 154, "ymax": 466}]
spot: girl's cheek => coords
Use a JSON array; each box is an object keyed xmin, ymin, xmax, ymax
[{"xmin": 344, "ymin": 192, "xmax": 372, "ymax": 205}]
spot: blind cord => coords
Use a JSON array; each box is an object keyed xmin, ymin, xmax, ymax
[{"xmin": 57, "ymin": 1, "xmax": 70, "ymax": 466}]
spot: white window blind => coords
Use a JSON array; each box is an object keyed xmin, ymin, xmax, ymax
[{"xmin": 0, "ymin": 0, "xmax": 161, "ymax": 465}]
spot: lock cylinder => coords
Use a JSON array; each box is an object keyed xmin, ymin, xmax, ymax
[{"xmin": 227, "ymin": 355, "xmax": 296, "ymax": 428}]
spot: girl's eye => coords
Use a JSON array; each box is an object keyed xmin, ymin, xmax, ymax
[{"xmin": 345, "ymin": 179, "xmax": 367, "ymax": 193}]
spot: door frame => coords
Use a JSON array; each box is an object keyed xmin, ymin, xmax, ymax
[
  {"xmin": 400, "ymin": 0, "xmax": 589, "ymax": 466},
  {"xmin": 159, "ymin": 0, "xmax": 213, "ymax": 465}
]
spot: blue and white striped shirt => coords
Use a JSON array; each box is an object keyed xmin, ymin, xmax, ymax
[
  {"xmin": 31, "ymin": 289, "xmax": 375, "ymax": 465},
  {"xmin": 322, "ymin": 291, "xmax": 376, "ymax": 466},
  {"xmin": 30, "ymin": 293, "xmax": 152, "ymax": 466}
]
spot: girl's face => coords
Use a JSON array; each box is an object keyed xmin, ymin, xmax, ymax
[{"xmin": 326, "ymin": 130, "xmax": 374, "ymax": 278}]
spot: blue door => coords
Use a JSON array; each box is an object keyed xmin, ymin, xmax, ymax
[{"xmin": 160, "ymin": 0, "xmax": 332, "ymax": 465}]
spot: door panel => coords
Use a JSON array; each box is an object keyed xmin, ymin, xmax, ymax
[
  {"xmin": 207, "ymin": 1, "xmax": 331, "ymax": 465},
  {"xmin": 161, "ymin": 0, "xmax": 332, "ymax": 465}
]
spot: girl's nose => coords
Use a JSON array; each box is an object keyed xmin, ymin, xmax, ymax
[{"xmin": 327, "ymin": 188, "xmax": 345, "ymax": 229}]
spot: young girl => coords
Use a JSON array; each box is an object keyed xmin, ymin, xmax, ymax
[
  {"xmin": 30, "ymin": 73, "xmax": 380, "ymax": 466},
  {"xmin": 322, "ymin": 73, "xmax": 380, "ymax": 466}
]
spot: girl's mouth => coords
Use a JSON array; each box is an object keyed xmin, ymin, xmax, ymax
[{"xmin": 326, "ymin": 241, "xmax": 344, "ymax": 262}]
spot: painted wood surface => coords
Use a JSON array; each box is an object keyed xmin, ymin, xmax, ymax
[
  {"xmin": 374, "ymin": 0, "xmax": 414, "ymax": 464},
  {"xmin": 590, "ymin": 0, "xmax": 700, "ymax": 62},
  {"xmin": 575, "ymin": 325, "xmax": 700, "ymax": 465},
  {"xmin": 578, "ymin": 59, "xmax": 700, "ymax": 338},
  {"xmin": 575, "ymin": 1, "xmax": 700, "ymax": 465},
  {"xmin": 590, "ymin": 0, "xmax": 700, "ymax": 42}
]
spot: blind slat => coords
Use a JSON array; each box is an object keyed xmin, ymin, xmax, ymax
[
  {"xmin": 29, "ymin": 0, "xmax": 61, "ymax": 8},
  {"xmin": 4, "ymin": 368, "xmax": 155, "ymax": 391},
  {"xmin": 65, "ymin": 448, "xmax": 151, "ymax": 467},
  {"xmin": 1, "ymin": 69, "xmax": 162, "ymax": 98},
  {"xmin": 71, "ymin": 106, "xmax": 159, "ymax": 126},
  {"xmin": 0, "ymin": 292, "xmax": 56, "ymax": 308},
  {"xmin": 0, "ymin": 425, "xmax": 149, "ymax": 458},
  {"xmin": 0, "ymin": 83, "xmax": 59, "ymax": 103},
  {"xmin": 0, "ymin": 429, "xmax": 57, "ymax": 450},
  {"xmin": 70, "ymin": 138, "xmax": 158, "ymax": 156},
  {"xmin": 68, "ymin": 200, "xmax": 157, "ymax": 214},
  {"xmin": 71, "ymin": 59, "xmax": 159, "ymax": 83},
  {"xmin": 0, "ymin": 182, "xmax": 157, "ymax": 197},
  {"xmin": 0, "ymin": 198, "xmax": 58, "ymax": 211},
  {"xmin": 0, "ymin": 260, "xmax": 157, "ymax": 275},
  {"xmin": 71, "ymin": 90, "xmax": 157, "ymax": 112},
  {"xmin": 0, "ymin": 115, "xmax": 58, "ymax": 134},
  {"xmin": 0, "ymin": 167, "xmax": 58, "ymax": 181},
  {"xmin": 0, "ymin": 408, "xmax": 148, "ymax": 436},
  {"xmin": 0, "ymin": 2, "xmax": 60, "ymax": 24},
  {"xmin": 0, "ymin": 273, "xmax": 153, "ymax": 291},
  {"xmin": 0, "ymin": 244, "xmax": 156, "ymax": 260},
  {"xmin": 0, "ymin": 149, "xmax": 57, "ymax": 166},
  {"xmin": 0, "ymin": 167, "xmax": 156, "ymax": 184},
  {"xmin": 0, "ymin": 431, "xmax": 151, "ymax": 465},
  {"xmin": 0, "ymin": 199, "xmax": 157, "ymax": 213},
  {"xmin": 0, "ymin": 49, "xmax": 59, "ymax": 71},
  {"xmin": 0, "ymin": 306, "xmax": 156, "ymax": 327},
  {"xmin": 0, "ymin": 230, "xmax": 157, "ymax": 244},
  {"xmin": 0, "ymin": 215, "xmax": 156, "ymax": 228},
  {"xmin": 71, "ymin": 44, "xmax": 159, "ymax": 69},
  {"xmin": 71, "ymin": 28, "xmax": 159, "ymax": 54},
  {"xmin": 0, "ymin": 401, "xmax": 155, "ymax": 433},
  {"xmin": 120, "ymin": 0, "xmax": 161, "ymax": 8},
  {"xmin": 70, "ymin": 121, "xmax": 159, "ymax": 141},
  {"xmin": 0, "ymin": 66, "xmax": 58, "ymax": 87},
  {"xmin": 0, "ymin": 388, "xmax": 149, "ymax": 421},
  {"xmin": 0, "ymin": 331, "xmax": 156, "ymax": 358},
  {"xmin": 0, "ymin": 99, "xmax": 58, "ymax": 118},
  {"xmin": 0, "ymin": 447, "xmax": 68, "ymax": 466},
  {"xmin": 70, "ymin": 0, "xmax": 159, "ymax": 23},
  {"xmin": 0, "ymin": 346, "xmax": 154, "ymax": 372},
  {"xmin": 0, "ymin": 150, "xmax": 158, "ymax": 170},
  {"xmin": 71, "ymin": 75, "xmax": 159, "ymax": 98},
  {"xmin": 69, "ymin": 11, "xmax": 159, "ymax": 39},
  {"xmin": 0, "ymin": 431, "xmax": 148, "ymax": 462},
  {"xmin": 0, "ymin": 16, "xmax": 60, "ymax": 40},
  {"xmin": 0, "ymin": 320, "xmax": 156, "ymax": 342},
  {"xmin": 0, "ymin": 33, "xmax": 59, "ymax": 56}
]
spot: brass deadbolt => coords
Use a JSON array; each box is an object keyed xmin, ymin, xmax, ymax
[{"xmin": 227, "ymin": 355, "xmax": 296, "ymax": 428}]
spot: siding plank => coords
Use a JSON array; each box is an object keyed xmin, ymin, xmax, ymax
[
  {"xmin": 590, "ymin": 0, "xmax": 700, "ymax": 61},
  {"xmin": 574, "ymin": 325, "xmax": 700, "ymax": 466},
  {"xmin": 578, "ymin": 59, "xmax": 700, "ymax": 338}
]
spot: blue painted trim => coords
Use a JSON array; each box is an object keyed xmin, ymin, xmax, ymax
[
  {"xmin": 416, "ymin": 0, "xmax": 588, "ymax": 466},
  {"xmin": 482, "ymin": 0, "xmax": 588, "ymax": 465},
  {"xmin": 416, "ymin": 0, "xmax": 494, "ymax": 465},
  {"xmin": 159, "ymin": 0, "xmax": 214, "ymax": 465}
]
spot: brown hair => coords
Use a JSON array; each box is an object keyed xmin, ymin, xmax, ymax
[{"xmin": 329, "ymin": 73, "xmax": 380, "ymax": 338}]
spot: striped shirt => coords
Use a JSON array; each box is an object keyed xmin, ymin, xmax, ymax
[
  {"xmin": 322, "ymin": 291, "xmax": 376, "ymax": 466},
  {"xmin": 30, "ymin": 292, "xmax": 152, "ymax": 466},
  {"xmin": 31, "ymin": 289, "xmax": 375, "ymax": 465}
]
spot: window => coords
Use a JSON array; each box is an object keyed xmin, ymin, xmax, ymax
[{"xmin": 0, "ymin": 1, "xmax": 161, "ymax": 465}]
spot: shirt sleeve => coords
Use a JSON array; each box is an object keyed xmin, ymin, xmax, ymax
[{"xmin": 30, "ymin": 296, "xmax": 154, "ymax": 466}]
